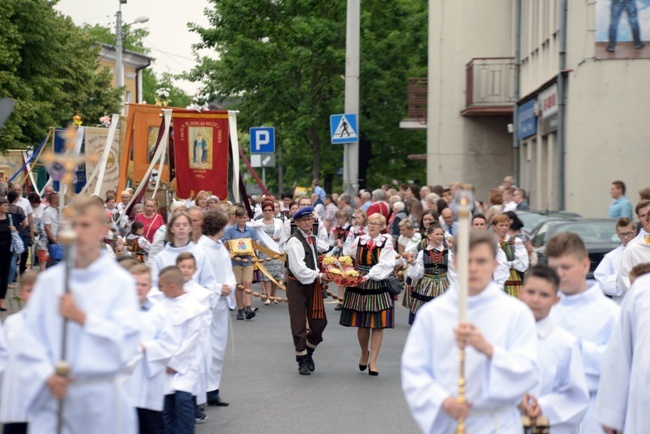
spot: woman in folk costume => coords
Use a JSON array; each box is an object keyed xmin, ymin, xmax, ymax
[
  {"xmin": 492, "ymin": 213, "xmax": 529, "ymax": 298},
  {"xmin": 406, "ymin": 223, "xmax": 456, "ymax": 325},
  {"xmin": 330, "ymin": 209, "xmax": 352, "ymax": 311},
  {"xmin": 341, "ymin": 213, "xmax": 396, "ymax": 376},
  {"xmin": 249, "ymin": 200, "xmax": 284, "ymax": 305}
]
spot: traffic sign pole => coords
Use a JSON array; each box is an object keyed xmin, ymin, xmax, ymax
[{"xmin": 344, "ymin": 0, "xmax": 360, "ymax": 195}]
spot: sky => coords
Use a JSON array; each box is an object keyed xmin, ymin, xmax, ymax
[{"xmin": 55, "ymin": 0, "xmax": 213, "ymax": 95}]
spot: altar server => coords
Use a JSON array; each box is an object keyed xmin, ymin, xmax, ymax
[
  {"xmin": 402, "ymin": 230, "xmax": 538, "ymax": 434},
  {"xmin": 1, "ymin": 270, "xmax": 37, "ymax": 434},
  {"xmin": 15, "ymin": 198, "xmax": 141, "ymax": 434},
  {"xmin": 197, "ymin": 210, "xmax": 236, "ymax": 406},
  {"xmin": 546, "ymin": 232, "xmax": 619, "ymax": 434},
  {"xmin": 125, "ymin": 265, "xmax": 179, "ymax": 434},
  {"xmin": 594, "ymin": 217, "xmax": 635, "ymax": 303},
  {"xmin": 597, "ymin": 273, "xmax": 650, "ymax": 434},
  {"xmin": 159, "ymin": 266, "xmax": 208, "ymax": 434},
  {"xmin": 519, "ymin": 265, "xmax": 589, "ymax": 434}
]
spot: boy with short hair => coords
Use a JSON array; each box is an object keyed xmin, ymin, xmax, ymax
[
  {"xmin": 519, "ymin": 265, "xmax": 589, "ymax": 433},
  {"xmin": 0, "ymin": 270, "xmax": 37, "ymax": 434},
  {"xmin": 629, "ymin": 262, "xmax": 650, "ymax": 284},
  {"xmin": 124, "ymin": 264, "xmax": 179, "ymax": 434},
  {"xmin": 594, "ymin": 217, "xmax": 636, "ymax": 303},
  {"xmin": 402, "ymin": 230, "xmax": 538, "ymax": 433},
  {"xmin": 176, "ymin": 253, "xmax": 213, "ymax": 423},
  {"xmin": 545, "ymin": 232, "xmax": 619, "ymax": 434},
  {"xmin": 160, "ymin": 266, "xmax": 207, "ymax": 434}
]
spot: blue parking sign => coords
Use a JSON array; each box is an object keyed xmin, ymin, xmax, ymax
[{"xmin": 250, "ymin": 127, "xmax": 275, "ymax": 153}]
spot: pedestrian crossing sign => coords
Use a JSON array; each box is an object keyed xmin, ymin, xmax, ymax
[{"xmin": 330, "ymin": 114, "xmax": 358, "ymax": 144}]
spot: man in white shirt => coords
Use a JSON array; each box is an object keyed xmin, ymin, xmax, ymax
[
  {"xmin": 594, "ymin": 217, "xmax": 635, "ymax": 303},
  {"xmin": 402, "ymin": 230, "xmax": 538, "ymax": 434},
  {"xmin": 618, "ymin": 210, "xmax": 650, "ymax": 294},
  {"xmin": 41, "ymin": 192, "xmax": 61, "ymax": 266},
  {"xmin": 285, "ymin": 207, "xmax": 331, "ymax": 375},
  {"xmin": 630, "ymin": 199, "xmax": 650, "ymax": 243},
  {"xmin": 502, "ymin": 187, "xmax": 517, "ymax": 212}
]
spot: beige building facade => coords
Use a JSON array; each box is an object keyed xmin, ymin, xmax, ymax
[
  {"xmin": 98, "ymin": 43, "xmax": 152, "ymax": 105},
  {"xmin": 403, "ymin": 0, "xmax": 650, "ymax": 217}
]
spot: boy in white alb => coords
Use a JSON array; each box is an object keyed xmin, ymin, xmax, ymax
[
  {"xmin": 402, "ymin": 230, "xmax": 538, "ymax": 434},
  {"xmin": 159, "ymin": 266, "xmax": 208, "ymax": 434},
  {"xmin": 124, "ymin": 265, "xmax": 179, "ymax": 434},
  {"xmin": 546, "ymin": 232, "xmax": 620, "ymax": 434},
  {"xmin": 519, "ymin": 265, "xmax": 589, "ymax": 434},
  {"xmin": 0, "ymin": 270, "xmax": 37, "ymax": 434},
  {"xmin": 197, "ymin": 210, "xmax": 236, "ymax": 407},
  {"xmin": 176, "ymin": 253, "xmax": 213, "ymax": 422}
]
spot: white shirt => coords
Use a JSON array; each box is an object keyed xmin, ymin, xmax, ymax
[
  {"xmin": 15, "ymin": 197, "xmax": 33, "ymax": 216},
  {"xmin": 503, "ymin": 201, "xmax": 517, "ymax": 212},
  {"xmin": 551, "ymin": 282, "xmax": 620, "ymax": 434},
  {"xmin": 531, "ymin": 316, "xmax": 590, "ymax": 434},
  {"xmin": 285, "ymin": 228, "xmax": 321, "ymax": 285},
  {"xmin": 197, "ymin": 235, "xmax": 237, "ymax": 309},
  {"xmin": 41, "ymin": 206, "xmax": 60, "ymax": 239},
  {"xmin": 594, "ymin": 244, "xmax": 625, "ymax": 303},
  {"xmin": 597, "ymin": 274, "xmax": 650, "ymax": 433},
  {"xmin": 401, "ymin": 283, "xmax": 538, "ymax": 434},
  {"xmin": 150, "ymin": 242, "xmax": 217, "ymax": 291},
  {"xmin": 617, "ymin": 237, "xmax": 650, "ymax": 295},
  {"xmin": 32, "ymin": 203, "xmax": 45, "ymax": 220},
  {"xmin": 408, "ymin": 244, "xmax": 457, "ymax": 285},
  {"xmin": 343, "ymin": 234, "xmax": 396, "ymax": 281}
]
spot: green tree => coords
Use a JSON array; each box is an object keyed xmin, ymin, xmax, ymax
[
  {"xmin": 0, "ymin": 0, "xmax": 122, "ymax": 150},
  {"xmin": 187, "ymin": 0, "xmax": 428, "ymax": 192}
]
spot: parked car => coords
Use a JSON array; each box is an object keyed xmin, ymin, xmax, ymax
[
  {"xmin": 529, "ymin": 219, "xmax": 619, "ymax": 279},
  {"xmin": 516, "ymin": 210, "xmax": 581, "ymax": 236}
]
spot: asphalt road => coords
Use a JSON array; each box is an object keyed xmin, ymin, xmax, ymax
[{"xmin": 197, "ymin": 285, "xmax": 420, "ymax": 434}]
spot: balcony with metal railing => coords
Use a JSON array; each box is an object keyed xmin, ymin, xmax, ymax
[
  {"xmin": 399, "ymin": 78, "xmax": 427, "ymax": 130},
  {"xmin": 462, "ymin": 57, "xmax": 515, "ymax": 116}
]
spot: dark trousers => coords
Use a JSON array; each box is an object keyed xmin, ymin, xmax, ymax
[
  {"xmin": 3, "ymin": 423, "xmax": 28, "ymax": 434},
  {"xmin": 19, "ymin": 248, "xmax": 28, "ymax": 276},
  {"xmin": 137, "ymin": 407, "xmax": 163, "ymax": 434},
  {"xmin": 163, "ymin": 392, "xmax": 194, "ymax": 434},
  {"xmin": 0, "ymin": 252, "xmax": 12, "ymax": 299},
  {"xmin": 287, "ymin": 278, "xmax": 327, "ymax": 355},
  {"xmin": 609, "ymin": 0, "xmax": 642, "ymax": 47}
]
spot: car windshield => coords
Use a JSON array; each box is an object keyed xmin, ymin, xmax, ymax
[{"xmin": 553, "ymin": 221, "xmax": 618, "ymax": 243}]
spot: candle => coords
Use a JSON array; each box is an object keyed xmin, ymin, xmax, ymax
[{"xmin": 454, "ymin": 190, "xmax": 472, "ymax": 324}]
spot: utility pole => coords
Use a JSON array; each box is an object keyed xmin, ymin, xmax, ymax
[
  {"xmin": 115, "ymin": 2, "xmax": 124, "ymax": 98},
  {"xmin": 343, "ymin": 0, "xmax": 360, "ymax": 196}
]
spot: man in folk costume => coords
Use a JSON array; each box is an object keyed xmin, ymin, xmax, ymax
[
  {"xmin": 279, "ymin": 196, "xmax": 329, "ymax": 253},
  {"xmin": 284, "ymin": 207, "xmax": 331, "ymax": 375},
  {"xmin": 15, "ymin": 197, "xmax": 141, "ymax": 433},
  {"xmin": 401, "ymin": 230, "xmax": 538, "ymax": 434}
]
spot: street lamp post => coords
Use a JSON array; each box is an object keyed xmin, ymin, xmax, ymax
[{"xmin": 114, "ymin": 0, "xmax": 148, "ymax": 108}]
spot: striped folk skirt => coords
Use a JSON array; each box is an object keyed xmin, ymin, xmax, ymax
[
  {"xmin": 505, "ymin": 268, "xmax": 523, "ymax": 298},
  {"xmin": 340, "ymin": 266, "xmax": 394, "ymax": 329},
  {"xmin": 409, "ymin": 273, "xmax": 449, "ymax": 315}
]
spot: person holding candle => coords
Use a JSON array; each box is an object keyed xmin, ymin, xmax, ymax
[
  {"xmin": 546, "ymin": 232, "xmax": 619, "ymax": 434},
  {"xmin": 492, "ymin": 214, "xmax": 529, "ymax": 298},
  {"xmin": 401, "ymin": 230, "xmax": 538, "ymax": 433},
  {"xmin": 519, "ymin": 265, "xmax": 590, "ymax": 433},
  {"xmin": 341, "ymin": 213, "xmax": 396, "ymax": 376},
  {"xmin": 406, "ymin": 223, "xmax": 456, "ymax": 325}
]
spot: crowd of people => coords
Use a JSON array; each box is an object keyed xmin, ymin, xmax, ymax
[{"xmin": 0, "ymin": 174, "xmax": 646, "ymax": 433}]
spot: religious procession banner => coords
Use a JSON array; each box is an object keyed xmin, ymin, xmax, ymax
[
  {"xmin": 171, "ymin": 109, "xmax": 229, "ymax": 199},
  {"xmin": 84, "ymin": 127, "xmax": 120, "ymax": 198},
  {"xmin": 0, "ymin": 150, "xmax": 26, "ymax": 185},
  {"xmin": 117, "ymin": 104, "xmax": 170, "ymax": 193}
]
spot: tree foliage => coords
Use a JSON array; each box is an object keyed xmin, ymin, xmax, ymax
[
  {"xmin": 187, "ymin": 0, "xmax": 428, "ymax": 192},
  {"xmin": 0, "ymin": 0, "xmax": 122, "ymax": 150}
]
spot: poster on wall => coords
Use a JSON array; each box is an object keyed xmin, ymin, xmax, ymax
[
  {"xmin": 84, "ymin": 127, "xmax": 121, "ymax": 198},
  {"xmin": 0, "ymin": 151, "xmax": 26, "ymax": 185},
  {"xmin": 595, "ymin": 0, "xmax": 650, "ymax": 59}
]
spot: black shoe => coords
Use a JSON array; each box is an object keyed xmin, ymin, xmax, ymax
[
  {"xmin": 207, "ymin": 397, "xmax": 230, "ymax": 407},
  {"xmin": 635, "ymin": 42, "xmax": 645, "ymax": 50},
  {"xmin": 334, "ymin": 303, "xmax": 342, "ymax": 311},
  {"xmin": 297, "ymin": 355, "xmax": 311, "ymax": 375},
  {"xmin": 359, "ymin": 351, "xmax": 369, "ymax": 372},
  {"xmin": 368, "ymin": 370, "xmax": 379, "ymax": 376},
  {"xmin": 606, "ymin": 45, "xmax": 615, "ymax": 53},
  {"xmin": 306, "ymin": 347, "xmax": 316, "ymax": 372},
  {"xmin": 245, "ymin": 306, "xmax": 257, "ymax": 320},
  {"xmin": 236, "ymin": 310, "xmax": 245, "ymax": 320}
]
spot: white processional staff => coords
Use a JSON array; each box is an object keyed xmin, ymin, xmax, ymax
[
  {"xmin": 454, "ymin": 189, "xmax": 472, "ymax": 434},
  {"xmin": 41, "ymin": 126, "xmax": 98, "ymax": 434}
]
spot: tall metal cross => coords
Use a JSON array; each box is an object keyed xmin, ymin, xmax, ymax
[{"xmin": 41, "ymin": 125, "xmax": 98, "ymax": 434}]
